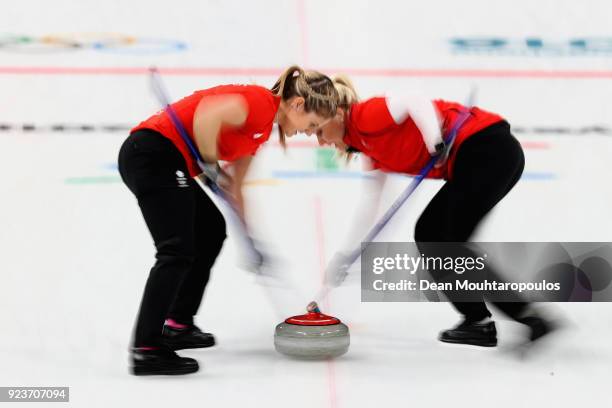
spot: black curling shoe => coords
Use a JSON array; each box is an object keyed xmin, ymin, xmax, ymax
[
  {"xmin": 161, "ymin": 324, "xmax": 216, "ymax": 351},
  {"xmin": 130, "ymin": 347, "xmax": 199, "ymax": 376},
  {"xmin": 439, "ymin": 319, "xmax": 498, "ymax": 347},
  {"xmin": 517, "ymin": 315, "xmax": 555, "ymax": 342}
]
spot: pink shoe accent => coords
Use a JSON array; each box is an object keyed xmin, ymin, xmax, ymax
[
  {"xmin": 137, "ymin": 346, "xmax": 159, "ymax": 351},
  {"xmin": 165, "ymin": 318, "xmax": 189, "ymax": 329}
]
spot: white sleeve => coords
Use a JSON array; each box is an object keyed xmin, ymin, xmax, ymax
[{"xmin": 385, "ymin": 93, "xmax": 444, "ymax": 155}]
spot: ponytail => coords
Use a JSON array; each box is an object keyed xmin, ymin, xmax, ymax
[
  {"xmin": 332, "ymin": 74, "xmax": 359, "ymax": 109},
  {"xmin": 271, "ymin": 65, "xmax": 305, "ymax": 100},
  {"xmin": 332, "ymin": 74, "xmax": 360, "ymax": 163}
]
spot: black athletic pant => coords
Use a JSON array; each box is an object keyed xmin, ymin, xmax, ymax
[
  {"xmin": 118, "ymin": 129, "xmax": 226, "ymax": 348},
  {"xmin": 414, "ymin": 121, "xmax": 528, "ymax": 322}
]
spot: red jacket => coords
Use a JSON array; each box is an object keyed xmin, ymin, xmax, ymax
[
  {"xmin": 132, "ymin": 84, "xmax": 280, "ymax": 177},
  {"xmin": 344, "ymin": 97, "xmax": 504, "ymax": 179}
]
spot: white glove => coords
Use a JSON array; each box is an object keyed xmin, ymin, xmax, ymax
[
  {"xmin": 239, "ymin": 237, "xmax": 268, "ymax": 273},
  {"xmin": 324, "ymin": 252, "xmax": 353, "ymax": 288}
]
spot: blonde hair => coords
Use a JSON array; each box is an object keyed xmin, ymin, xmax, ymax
[
  {"xmin": 332, "ymin": 74, "xmax": 360, "ymax": 162},
  {"xmin": 271, "ymin": 65, "xmax": 339, "ymax": 146},
  {"xmin": 332, "ymin": 74, "xmax": 359, "ymax": 109}
]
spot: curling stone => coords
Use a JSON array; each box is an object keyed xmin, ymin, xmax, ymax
[{"xmin": 274, "ymin": 302, "xmax": 350, "ymax": 359}]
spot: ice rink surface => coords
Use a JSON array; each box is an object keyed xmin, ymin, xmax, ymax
[{"xmin": 1, "ymin": 0, "xmax": 611, "ymax": 406}]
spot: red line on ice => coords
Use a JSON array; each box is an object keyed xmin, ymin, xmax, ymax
[
  {"xmin": 296, "ymin": 0, "xmax": 310, "ymax": 67},
  {"xmin": 313, "ymin": 196, "xmax": 330, "ymax": 311},
  {"xmin": 313, "ymin": 196, "xmax": 339, "ymax": 408}
]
